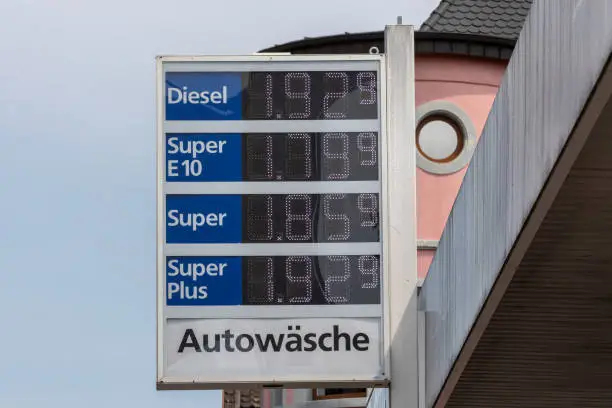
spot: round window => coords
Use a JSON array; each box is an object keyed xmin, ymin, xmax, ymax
[
  {"xmin": 416, "ymin": 115, "xmax": 465, "ymax": 163},
  {"xmin": 415, "ymin": 100, "xmax": 477, "ymax": 175}
]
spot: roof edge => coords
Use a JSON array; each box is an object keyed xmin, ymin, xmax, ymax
[
  {"xmin": 258, "ymin": 31, "xmax": 516, "ymax": 60},
  {"xmin": 419, "ymin": 0, "xmax": 453, "ymax": 31},
  {"xmin": 258, "ymin": 30, "xmax": 383, "ymax": 53}
]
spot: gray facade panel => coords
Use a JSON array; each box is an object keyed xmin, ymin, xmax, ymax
[{"xmin": 419, "ymin": 0, "xmax": 612, "ymax": 406}]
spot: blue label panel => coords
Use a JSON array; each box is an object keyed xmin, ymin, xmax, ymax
[
  {"xmin": 166, "ymin": 195, "xmax": 242, "ymax": 243},
  {"xmin": 166, "ymin": 133, "xmax": 242, "ymax": 181},
  {"xmin": 166, "ymin": 256, "xmax": 242, "ymax": 306},
  {"xmin": 165, "ymin": 72, "xmax": 242, "ymax": 120}
]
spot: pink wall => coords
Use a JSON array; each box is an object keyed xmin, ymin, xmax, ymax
[{"xmin": 415, "ymin": 55, "xmax": 507, "ymax": 279}]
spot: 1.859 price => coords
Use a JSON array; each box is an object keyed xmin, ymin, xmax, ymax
[{"xmin": 243, "ymin": 193, "xmax": 379, "ymax": 243}]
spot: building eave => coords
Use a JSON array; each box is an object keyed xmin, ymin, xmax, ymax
[{"xmin": 259, "ymin": 31, "xmax": 515, "ymax": 60}]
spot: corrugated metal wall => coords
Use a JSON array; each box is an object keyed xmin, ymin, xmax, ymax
[
  {"xmin": 419, "ymin": 0, "xmax": 612, "ymax": 407},
  {"xmin": 366, "ymin": 388, "xmax": 388, "ymax": 408}
]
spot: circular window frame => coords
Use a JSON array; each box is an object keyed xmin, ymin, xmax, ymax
[{"xmin": 415, "ymin": 100, "xmax": 477, "ymax": 175}]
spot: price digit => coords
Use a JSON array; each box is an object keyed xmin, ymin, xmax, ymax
[
  {"xmin": 357, "ymin": 72, "xmax": 377, "ymax": 105},
  {"xmin": 323, "ymin": 194, "xmax": 350, "ymax": 240},
  {"xmin": 359, "ymin": 255, "xmax": 379, "ymax": 289},
  {"xmin": 357, "ymin": 132, "xmax": 377, "ymax": 166},
  {"xmin": 246, "ymin": 134, "xmax": 273, "ymax": 180},
  {"xmin": 284, "ymin": 73, "xmax": 311, "ymax": 119},
  {"xmin": 285, "ymin": 194, "xmax": 312, "ymax": 240},
  {"xmin": 247, "ymin": 195, "xmax": 273, "ymax": 241},
  {"xmin": 286, "ymin": 133, "xmax": 312, "ymax": 180},
  {"xmin": 248, "ymin": 73, "xmax": 274, "ymax": 119},
  {"xmin": 324, "ymin": 256, "xmax": 351, "ymax": 303},
  {"xmin": 357, "ymin": 193, "xmax": 378, "ymax": 227},
  {"xmin": 286, "ymin": 256, "xmax": 312, "ymax": 303},
  {"xmin": 247, "ymin": 257, "xmax": 274, "ymax": 303},
  {"xmin": 323, "ymin": 72, "xmax": 349, "ymax": 119},
  {"xmin": 264, "ymin": 73, "xmax": 273, "ymax": 118},
  {"xmin": 323, "ymin": 133, "xmax": 350, "ymax": 180}
]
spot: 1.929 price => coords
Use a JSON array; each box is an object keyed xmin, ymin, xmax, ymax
[
  {"xmin": 243, "ymin": 71, "xmax": 378, "ymax": 120},
  {"xmin": 244, "ymin": 255, "xmax": 381, "ymax": 305}
]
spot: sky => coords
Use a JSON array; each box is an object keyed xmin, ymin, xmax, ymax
[{"xmin": 0, "ymin": 0, "xmax": 437, "ymax": 407}]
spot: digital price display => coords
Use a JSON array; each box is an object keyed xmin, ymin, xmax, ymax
[
  {"xmin": 243, "ymin": 71, "xmax": 378, "ymax": 120},
  {"xmin": 243, "ymin": 132, "xmax": 378, "ymax": 181},
  {"xmin": 162, "ymin": 61, "xmax": 384, "ymax": 305},
  {"xmin": 244, "ymin": 193, "xmax": 379, "ymax": 243}
]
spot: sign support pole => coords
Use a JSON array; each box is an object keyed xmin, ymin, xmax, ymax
[{"xmin": 384, "ymin": 24, "xmax": 419, "ymax": 408}]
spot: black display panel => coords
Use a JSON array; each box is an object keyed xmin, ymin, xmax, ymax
[
  {"xmin": 243, "ymin": 132, "xmax": 379, "ymax": 181},
  {"xmin": 243, "ymin": 71, "xmax": 378, "ymax": 120},
  {"xmin": 243, "ymin": 193, "xmax": 379, "ymax": 243},
  {"xmin": 243, "ymin": 255, "xmax": 381, "ymax": 305}
]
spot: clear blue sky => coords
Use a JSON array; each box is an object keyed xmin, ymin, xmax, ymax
[{"xmin": 0, "ymin": 1, "xmax": 435, "ymax": 406}]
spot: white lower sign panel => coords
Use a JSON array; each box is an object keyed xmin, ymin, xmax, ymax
[{"xmin": 164, "ymin": 318, "xmax": 383, "ymax": 382}]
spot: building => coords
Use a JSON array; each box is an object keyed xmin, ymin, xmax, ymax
[
  {"xmin": 223, "ymin": 1, "xmax": 535, "ymax": 407},
  {"xmin": 418, "ymin": 0, "xmax": 612, "ymax": 406}
]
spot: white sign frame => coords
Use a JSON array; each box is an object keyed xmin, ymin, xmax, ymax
[{"xmin": 155, "ymin": 54, "xmax": 394, "ymax": 390}]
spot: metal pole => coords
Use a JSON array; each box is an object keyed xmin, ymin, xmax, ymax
[{"xmin": 384, "ymin": 24, "xmax": 419, "ymax": 408}]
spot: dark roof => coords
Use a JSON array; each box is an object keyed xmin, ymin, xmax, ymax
[
  {"xmin": 258, "ymin": 1, "xmax": 534, "ymax": 60},
  {"xmin": 420, "ymin": 0, "xmax": 533, "ymax": 40}
]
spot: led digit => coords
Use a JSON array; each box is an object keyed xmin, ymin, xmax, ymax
[
  {"xmin": 245, "ymin": 72, "xmax": 275, "ymax": 119},
  {"xmin": 323, "ymin": 194, "xmax": 351, "ymax": 241},
  {"xmin": 264, "ymin": 73, "xmax": 273, "ymax": 118},
  {"xmin": 284, "ymin": 72, "xmax": 311, "ymax": 119},
  {"xmin": 324, "ymin": 255, "xmax": 351, "ymax": 304},
  {"xmin": 323, "ymin": 72, "xmax": 349, "ymax": 119},
  {"xmin": 247, "ymin": 257, "xmax": 274, "ymax": 303},
  {"xmin": 285, "ymin": 194, "xmax": 312, "ymax": 241},
  {"xmin": 247, "ymin": 195, "xmax": 273, "ymax": 240},
  {"xmin": 359, "ymin": 255, "xmax": 379, "ymax": 289},
  {"xmin": 357, "ymin": 193, "xmax": 378, "ymax": 227},
  {"xmin": 286, "ymin": 256, "xmax": 313, "ymax": 303},
  {"xmin": 323, "ymin": 132, "xmax": 350, "ymax": 180},
  {"xmin": 246, "ymin": 134, "xmax": 273, "ymax": 180},
  {"xmin": 357, "ymin": 132, "xmax": 377, "ymax": 167},
  {"xmin": 357, "ymin": 72, "xmax": 377, "ymax": 105},
  {"xmin": 286, "ymin": 133, "xmax": 312, "ymax": 180}
]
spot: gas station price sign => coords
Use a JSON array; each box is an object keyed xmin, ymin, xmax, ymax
[{"xmin": 156, "ymin": 55, "xmax": 389, "ymax": 389}]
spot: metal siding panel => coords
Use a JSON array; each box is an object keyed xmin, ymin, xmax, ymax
[
  {"xmin": 419, "ymin": 0, "xmax": 612, "ymax": 406},
  {"xmin": 367, "ymin": 389, "xmax": 389, "ymax": 408}
]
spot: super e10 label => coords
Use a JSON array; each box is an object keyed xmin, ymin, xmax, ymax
[{"xmin": 166, "ymin": 133, "xmax": 242, "ymax": 181}]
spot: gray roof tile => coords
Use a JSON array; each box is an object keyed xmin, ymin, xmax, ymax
[{"xmin": 420, "ymin": 0, "xmax": 534, "ymax": 41}]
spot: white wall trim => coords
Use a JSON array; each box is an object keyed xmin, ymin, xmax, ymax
[{"xmin": 417, "ymin": 240, "xmax": 438, "ymax": 249}]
